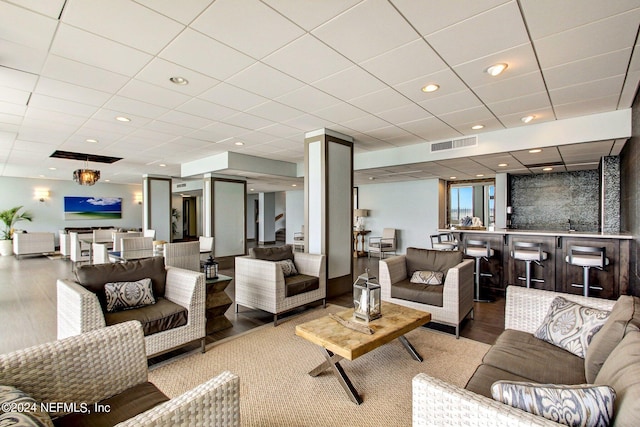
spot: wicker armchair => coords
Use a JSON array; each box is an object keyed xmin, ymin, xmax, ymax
[
  {"xmin": 57, "ymin": 264, "xmax": 206, "ymax": 357},
  {"xmin": 0, "ymin": 321, "xmax": 240, "ymax": 426},
  {"xmin": 165, "ymin": 241, "xmax": 201, "ymax": 271},
  {"xmin": 12, "ymin": 232, "xmax": 55, "ymax": 258}
]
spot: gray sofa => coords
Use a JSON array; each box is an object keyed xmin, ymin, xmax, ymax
[{"xmin": 413, "ymin": 286, "xmax": 640, "ymax": 426}]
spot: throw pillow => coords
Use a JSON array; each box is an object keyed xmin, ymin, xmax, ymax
[
  {"xmin": 276, "ymin": 259, "xmax": 298, "ymax": 277},
  {"xmin": 491, "ymin": 381, "xmax": 616, "ymax": 427},
  {"xmin": 534, "ymin": 297, "xmax": 610, "ymax": 358},
  {"xmin": 0, "ymin": 385, "xmax": 54, "ymax": 427},
  {"xmin": 104, "ymin": 278, "xmax": 155, "ymax": 313},
  {"xmin": 410, "ymin": 270, "xmax": 444, "ymax": 285}
]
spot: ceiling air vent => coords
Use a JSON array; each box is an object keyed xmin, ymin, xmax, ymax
[
  {"xmin": 176, "ymin": 183, "xmax": 187, "ymax": 188},
  {"xmin": 431, "ymin": 136, "xmax": 478, "ymax": 153}
]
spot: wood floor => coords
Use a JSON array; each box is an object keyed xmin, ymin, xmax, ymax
[{"xmin": 0, "ymin": 251, "xmax": 505, "ymax": 358}]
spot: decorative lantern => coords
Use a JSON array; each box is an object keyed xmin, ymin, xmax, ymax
[
  {"xmin": 204, "ymin": 255, "xmax": 219, "ymax": 280},
  {"xmin": 353, "ymin": 270, "xmax": 381, "ymax": 322}
]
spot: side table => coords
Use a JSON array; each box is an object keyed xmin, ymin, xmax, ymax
[{"xmin": 205, "ymin": 274, "xmax": 233, "ymax": 334}]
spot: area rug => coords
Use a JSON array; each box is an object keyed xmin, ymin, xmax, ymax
[{"xmin": 149, "ymin": 305, "xmax": 490, "ymax": 427}]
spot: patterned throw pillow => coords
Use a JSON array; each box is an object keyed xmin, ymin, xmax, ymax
[
  {"xmin": 410, "ymin": 270, "xmax": 444, "ymax": 285},
  {"xmin": 534, "ymin": 297, "xmax": 610, "ymax": 358},
  {"xmin": 491, "ymin": 381, "xmax": 616, "ymax": 427},
  {"xmin": 0, "ymin": 385, "xmax": 54, "ymax": 427},
  {"xmin": 104, "ymin": 278, "xmax": 155, "ymax": 313},
  {"xmin": 276, "ymin": 259, "xmax": 298, "ymax": 277}
]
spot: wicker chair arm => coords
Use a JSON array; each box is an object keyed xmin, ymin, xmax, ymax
[
  {"xmin": 292, "ymin": 252, "xmax": 324, "ymax": 277},
  {"xmin": 235, "ymin": 256, "xmax": 283, "ymax": 287},
  {"xmin": 117, "ymin": 371, "xmax": 240, "ymax": 427},
  {"xmin": 412, "ymin": 373, "xmax": 557, "ymax": 426},
  {"xmin": 56, "ymin": 279, "xmax": 106, "ymax": 339},
  {"xmin": 379, "ymin": 255, "xmax": 407, "ymax": 286}
]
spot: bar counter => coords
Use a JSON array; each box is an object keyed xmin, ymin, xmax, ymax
[{"xmin": 439, "ymin": 228, "xmax": 631, "ymax": 299}]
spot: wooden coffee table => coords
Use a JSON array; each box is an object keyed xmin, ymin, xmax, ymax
[{"xmin": 295, "ymin": 301, "xmax": 431, "ymax": 404}]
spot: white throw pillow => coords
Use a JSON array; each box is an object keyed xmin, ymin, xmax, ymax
[
  {"xmin": 534, "ymin": 297, "xmax": 610, "ymax": 358},
  {"xmin": 491, "ymin": 380, "xmax": 615, "ymax": 427},
  {"xmin": 410, "ymin": 270, "xmax": 443, "ymax": 285}
]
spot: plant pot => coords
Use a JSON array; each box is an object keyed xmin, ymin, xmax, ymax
[{"xmin": 0, "ymin": 239, "xmax": 13, "ymax": 256}]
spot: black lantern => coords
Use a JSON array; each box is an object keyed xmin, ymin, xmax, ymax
[{"xmin": 204, "ymin": 255, "xmax": 219, "ymax": 280}]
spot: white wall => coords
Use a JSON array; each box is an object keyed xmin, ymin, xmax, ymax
[
  {"xmin": 358, "ymin": 179, "xmax": 440, "ymax": 254},
  {"xmin": 0, "ymin": 176, "xmax": 143, "ymax": 247},
  {"xmin": 285, "ymin": 190, "xmax": 304, "ymax": 244}
]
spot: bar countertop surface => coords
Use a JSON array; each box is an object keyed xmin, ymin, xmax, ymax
[{"xmin": 439, "ymin": 228, "xmax": 633, "ymax": 239}]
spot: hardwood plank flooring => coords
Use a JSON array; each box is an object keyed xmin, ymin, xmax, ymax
[{"xmin": 0, "ymin": 251, "xmax": 505, "ymax": 359}]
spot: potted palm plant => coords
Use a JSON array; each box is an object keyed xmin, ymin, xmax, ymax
[{"xmin": 0, "ymin": 206, "xmax": 33, "ymax": 256}]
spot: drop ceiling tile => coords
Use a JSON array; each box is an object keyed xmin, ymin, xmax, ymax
[
  {"xmin": 439, "ymin": 106, "xmax": 495, "ymax": 127},
  {"xmin": 282, "ymin": 114, "xmax": 330, "ymax": 131},
  {"xmin": 359, "ymin": 39, "xmax": 448, "ymax": 86},
  {"xmin": 519, "ymin": 0, "xmax": 640, "ymax": 39},
  {"xmin": 199, "ymin": 83, "xmax": 267, "ymax": 112},
  {"xmin": 90, "ymin": 109, "xmax": 153, "ymax": 128},
  {"xmin": 312, "ymin": 0, "xmax": 419, "ymax": 63},
  {"xmin": 118, "ymin": 79, "xmax": 191, "ymax": 109},
  {"xmin": 263, "ymin": 34, "xmax": 353, "ymax": 84},
  {"xmin": 390, "ymin": 0, "xmax": 509, "ymax": 36},
  {"xmin": 0, "ymin": 38, "xmax": 48, "ymax": 74},
  {"xmin": 246, "ymin": 101, "xmax": 304, "ymax": 122},
  {"xmin": 103, "ymin": 96, "xmax": 169, "ymax": 119},
  {"xmin": 51, "ymin": 24, "xmax": 152, "ymax": 76},
  {"xmin": 62, "ymin": 0, "xmax": 184, "ymax": 54},
  {"xmin": 363, "ymin": 126, "xmax": 415, "ymax": 141},
  {"xmin": 497, "ymin": 107, "xmax": 555, "ymax": 128},
  {"xmin": 452, "ymin": 117, "xmax": 505, "ymax": 135},
  {"xmin": 276, "ymin": 86, "xmax": 341, "ymax": 113},
  {"xmin": 177, "ymin": 98, "xmax": 237, "ymax": 121},
  {"xmin": 474, "ymin": 72, "xmax": 547, "ymax": 104},
  {"xmin": 28, "ymin": 94, "xmax": 99, "ymax": 118},
  {"xmin": 41, "ymin": 55, "xmax": 130, "ymax": 93},
  {"xmin": 0, "ymin": 2, "xmax": 58, "ymax": 50},
  {"xmin": 35, "ymin": 77, "xmax": 111, "ymax": 107},
  {"xmin": 263, "ymin": 0, "xmax": 362, "ymax": 31},
  {"xmin": 394, "ymin": 69, "xmax": 469, "ymax": 103},
  {"xmin": 221, "ymin": 112, "xmax": 274, "ymax": 131},
  {"xmin": 312, "ymin": 103, "xmax": 368, "ymax": 123},
  {"xmin": 549, "ymin": 75, "xmax": 625, "ymax": 106},
  {"xmin": 192, "ymin": 0, "xmax": 305, "ymax": 59},
  {"xmin": 157, "ymin": 110, "xmax": 211, "ymax": 130},
  {"xmin": 487, "ymin": 91, "xmax": 551, "ymax": 117},
  {"xmin": 9, "ymin": 0, "xmax": 66, "ymax": 18},
  {"xmin": 0, "ymin": 67, "xmax": 38, "ymax": 93},
  {"xmin": 377, "ymin": 103, "xmax": 431, "ymax": 124},
  {"xmin": 0, "ymin": 113, "xmax": 22, "ymax": 127},
  {"xmin": 543, "ymin": 49, "xmax": 632, "ymax": 90},
  {"xmin": 559, "ymin": 141, "xmax": 615, "ymax": 164},
  {"xmin": 534, "ymin": 10, "xmax": 640, "ymax": 69},
  {"xmin": 313, "ymin": 66, "xmax": 387, "ymax": 101},
  {"xmin": 425, "ymin": 2, "xmax": 529, "ymax": 66},
  {"xmin": 258, "ymin": 123, "xmax": 302, "ymax": 139},
  {"xmin": 511, "ymin": 147, "xmax": 562, "ymax": 166},
  {"xmin": 128, "ymin": 128, "xmax": 177, "ymax": 143},
  {"xmin": 159, "ymin": 28, "xmax": 255, "ymax": 80},
  {"xmin": 554, "ymin": 96, "xmax": 621, "ymax": 120},
  {"xmin": 348, "ymin": 88, "xmax": 413, "ymax": 114},
  {"xmin": 418, "ymin": 90, "xmax": 483, "ymax": 116},
  {"xmin": 24, "ymin": 107, "xmax": 88, "ymax": 127},
  {"xmin": 341, "ymin": 115, "xmax": 392, "ymax": 134},
  {"xmin": 133, "ymin": 0, "xmax": 211, "ymax": 25},
  {"xmin": 190, "ymin": 122, "xmax": 251, "ymax": 143},
  {"xmin": 398, "ymin": 116, "xmax": 460, "ymax": 141},
  {"xmin": 135, "ymin": 58, "xmax": 220, "ymax": 97},
  {"xmin": 0, "ymin": 86, "xmax": 30, "ymax": 105},
  {"xmin": 226, "ymin": 62, "xmax": 305, "ymax": 99},
  {"xmin": 145, "ymin": 120, "xmax": 199, "ymax": 137}
]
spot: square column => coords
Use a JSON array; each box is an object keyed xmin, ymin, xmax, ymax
[
  {"xmin": 143, "ymin": 175, "xmax": 172, "ymax": 242},
  {"xmin": 305, "ymin": 129, "xmax": 354, "ymax": 297}
]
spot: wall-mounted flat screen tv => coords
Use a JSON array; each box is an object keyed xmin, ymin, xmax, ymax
[{"xmin": 64, "ymin": 196, "xmax": 122, "ymax": 220}]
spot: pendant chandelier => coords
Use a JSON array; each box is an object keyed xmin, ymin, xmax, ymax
[{"xmin": 73, "ymin": 159, "xmax": 100, "ymax": 186}]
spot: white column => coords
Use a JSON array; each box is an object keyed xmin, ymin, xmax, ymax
[{"xmin": 143, "ymin": 175, "xmax": 171, "ymax": 242}]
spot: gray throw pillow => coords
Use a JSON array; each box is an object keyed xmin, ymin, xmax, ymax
[
  {"xmin": 276, "ymin": 259, "xmax": 298, "ymax": 277},
  {"xmin": 105, "ymin": 278, "xmax": 155, "ymax": 312},
  {"xmin": 534, "ymin": 297, "xmax": 610, "ymax": 358},
  {"xmin": 491, "ymin": 381, "xmax": 615, "ymax": 427},
  {"xmin": 0, "ymin": 385, "xmax": 54, "ymax": 427}
]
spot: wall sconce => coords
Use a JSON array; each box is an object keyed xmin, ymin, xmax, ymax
[
  {"xmin": 34, "ymin": 188, "xmax": 49, "ymax": 202},
  {"xmin": 134, "ymin": 193, "xmax": 143, "ymax": 205}
]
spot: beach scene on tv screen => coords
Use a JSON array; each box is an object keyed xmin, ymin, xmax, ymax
[{"xmin": 64, "ymin": 196, "xmax": 122, "ymax": 220}]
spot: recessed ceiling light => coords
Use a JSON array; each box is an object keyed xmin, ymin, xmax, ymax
[
  {"xmin": 105, "ymin": 179, "xmax": 110, "ymax": 182},
  {"xmin": 234, "ymin": 141, "xmax": 244, "ymax": 146},
  {"xmin": 498, "ymin": 163, "xmax": 508, "ymax": 167},
  {"xmin": 48, "ymin": 167, "xmax": 57, "ymax": 170},
  {"xmin": 159, "ymin": 163, "xmax": 166, "ymax": 167},
  {"xmin": 529, "ymin": 149, "xmax": 542, "ymax": 153},
  {"xmin": 368, "ymin": 177, "xmax": 375, "ymax": 180},
  {"xmin": 542, "ymin": 167, "xmax": 553, "ymax": 171},
  {"xmin": 291, "ymin": 184, "xmax": 297, "ymax": 187},
  {"xmin": 421, "ymin": 84, "xmax": 440, "ymax": 93},
  {"xmin": 169, "ymin": 76, "xmax": 189, "ymax": 85},
  {"xmin": 250, "ymin": 188, "xmax": 255, "ymax": 192},
  {"xmin": 476, "ymin": 174, "xmax": 485, "ymax": 177},
  {"xmin": 471, "ymin": 124, "xmax": 484, "ymax": 130},
  {"xmin": 115, "ymin": 116, "xmax": 131, "ymax": 122},
  {"xmin": 449, "ymin": 176, "xmax": 457, "ymax": 180},
  {"xmin": 521, "ymin": 115, "xmax": 535, "ymax": 123},
  {"xmin": 486, "ymin": 63, "xmax": 508, "ymax": 76},
  {"xmin": 85, "ymin": 138, "xmax": 99, "ymax": 143}
]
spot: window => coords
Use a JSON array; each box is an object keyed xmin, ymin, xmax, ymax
[{"xmin": 447, "ymin": 180, "xmax": 495, "ymax": 227}]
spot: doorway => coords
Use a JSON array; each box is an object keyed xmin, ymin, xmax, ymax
[{"xmin": 182, "ymin": 196, "xmax": 198, "ymax": 239}]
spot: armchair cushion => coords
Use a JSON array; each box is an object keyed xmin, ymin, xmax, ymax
[
  {"xmin": 391, "ymin": 280, "xmax": 443, "ymax": 307},
  {"xmin": 405, "ymin": 247, "xmax": 462, "ymax": 279},
  {"xmin": 285, "ymin": 274, "xmax": 319, "ymax": 297},
  {"xmin": 249, "ymin": 245, "xmax": 294, "ymax": 261},
  {"xmin": 104, "ymin": 297, "xmax": 187, "ymax": 336},
  {"xmin": 75, "ymin": 257, "xmax": 167, "ymax": 309},
  {"xmin": 105, "ymin": 278, "xmax": 155, "ymax": 313},
  {"xmin": 53, "ymin": 382, "xmax": 169, "ymax": 427}
]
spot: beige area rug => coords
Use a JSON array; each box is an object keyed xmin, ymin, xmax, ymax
[{"xmin": 149, "ymin": 305, "xmax": 490, "ymax": 427}]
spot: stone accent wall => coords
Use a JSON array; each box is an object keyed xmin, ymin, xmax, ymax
[
  {"xmin": 510, "ymin": 170, "xmax": 600, "ymax": 232},
  {"xmin": 601, "ymin": 156, "xmax": 621, "ymax": 233}
]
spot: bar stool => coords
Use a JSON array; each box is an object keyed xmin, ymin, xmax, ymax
[
  {"xmin": 430, "ymin": 233, "xmax": 458, "ymax": 251},
  {"xmin": 464, "ymin": 239, "xmax": 494, "ymax": 302},
  {"xmin": 566, "ymin": 245, "xmax": 609, "ymax": 297},
  {"xmin": 510, "ymin": 242, "xmax": 548, "ymax": 288}
]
